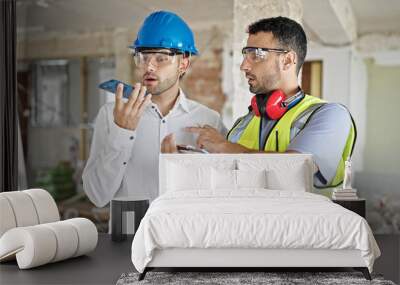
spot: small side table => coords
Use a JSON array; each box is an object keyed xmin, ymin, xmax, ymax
[
  {"xmin": 332, "ymin": 198, "xmax": 366, "ymax": 218},
  {"xmin": 111, "ymin": 199, "xmax": 149, "ymax": 242}
]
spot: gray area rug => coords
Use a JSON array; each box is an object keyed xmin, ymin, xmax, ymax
[{"xmin": 116, "ymin": 271, "xmax": 396, "ymax": 285}]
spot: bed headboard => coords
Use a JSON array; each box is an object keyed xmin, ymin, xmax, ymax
[{"xmin": 159, "ymin": 153, "xmax": 315, "ymax": 195}]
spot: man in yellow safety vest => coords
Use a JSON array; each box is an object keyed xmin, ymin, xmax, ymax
[{"xmin": 163, "ymin": 16, "xmax": 356, "ymax": 188}]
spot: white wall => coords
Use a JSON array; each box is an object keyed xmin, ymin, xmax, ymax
[
  {"xmin": 356, "ymin": 58, "xmax": 400, "ymax": 233},
  {"xmin": 348, "ymin": 52, "xmax": 368, "ymax": 172}
]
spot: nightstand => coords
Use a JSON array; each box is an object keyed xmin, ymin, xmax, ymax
[{"xmin": 332, "ymin": 198, "xmax": 366, "ymax": 218}]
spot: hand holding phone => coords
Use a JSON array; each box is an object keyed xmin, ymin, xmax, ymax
[
  {"xmin": 99, "ymin": 79, "xmax": 149, "ymax": 98},
  {"xmin": 102, "ymin": 80, "xmax": 152, "ymax": 131},
  {"xmin": 177, "ymin": 144, "xmax": 209, "ymax": 154}
]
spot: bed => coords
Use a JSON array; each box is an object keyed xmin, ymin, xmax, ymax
[{"xmin": 131, "ymin": 154, "xmax": 380, "ymax": 280}]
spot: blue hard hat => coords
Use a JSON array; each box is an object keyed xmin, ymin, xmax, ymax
[{"xmin": 130, "ymin": 11, "xmax": 198, "ymax": 55}]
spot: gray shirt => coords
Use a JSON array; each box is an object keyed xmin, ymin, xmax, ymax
[{"xmin": 260, "ymin": 103, "xmax": 352, "ymax": 187}]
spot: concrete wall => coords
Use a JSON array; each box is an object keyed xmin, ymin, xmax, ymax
[
  {"xmin": 181, "ymin": 27, "xmax": 227, "ymax": 113},
  {"xmin": 68, "ymin": 59, "xmax": 81, "ymax": 126},
  {"xmin": 27, "ymin": 60, "xmax": 81, "ymax": 183},
  {"xmin": 26, "ymin": 57, "xmax": 116, "ymax": 176},
  {"xmin": 87, "ymin": 57, "xmax": 116, "ymax": 123}
]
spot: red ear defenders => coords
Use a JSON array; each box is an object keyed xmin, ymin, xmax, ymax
[{"xmin": 250, "ymin": 89, "xmax": 304, "ymax": 120}]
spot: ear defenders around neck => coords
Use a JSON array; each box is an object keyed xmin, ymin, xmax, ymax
[{"xmin": 250, "ymin": 89, "xmax": 304, "ymax": 120}]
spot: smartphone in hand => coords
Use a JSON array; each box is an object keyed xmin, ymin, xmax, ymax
[
  {"xmin": 99, "ymin": 79, "xmax": 147, "ymax": 99},
  {"xmin": 177, "ymin": 144, "xmax": 209, "ymax": 154}
]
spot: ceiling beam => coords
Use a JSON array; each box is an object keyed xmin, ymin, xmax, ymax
[{"xmin": 302, "ymin": 0, "xmax": 357, "ymax": 45}]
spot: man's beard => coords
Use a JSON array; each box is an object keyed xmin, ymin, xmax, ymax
[
  {"xmin": 249, "ymin": 60, "xmax": 281, "ymax": 94},
  {"xmin": 146, "ymin": 72, "xmax": 180, "ymax": 96}
]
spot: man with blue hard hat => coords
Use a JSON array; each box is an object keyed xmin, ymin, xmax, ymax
[{"xmin": 83, "ymin": 11, "xmax": 225, "ymax": 212}]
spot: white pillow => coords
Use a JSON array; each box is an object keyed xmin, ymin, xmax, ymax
[
  {"xmin": 211, "ymin": 169, "xmax": 267, "ymax": 190},
  {"xmin": 237, "ymin": 158, "xmax": 311, "ymax": 192},
  {"xmin": 166, "ymin": 162, "xmax": 212, "ymax": 191},
  {"xmin": 212, "ymin": 168, "xmax": 237, "ymax": 190},
  {"xmin": 266, "ymin": 163, "xmax": 308, "ymax": 191},
  {"xmin": 236, "ymin": 169, "xmax": 267, "ymax": 189}
]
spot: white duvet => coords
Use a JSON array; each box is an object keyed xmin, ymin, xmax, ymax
[{"xmin": 131, "ymin": 190, "xmax": 380, "ymax": 273}]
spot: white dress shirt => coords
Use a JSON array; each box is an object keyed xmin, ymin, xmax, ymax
[{"xmin": 82, "ymin": 90, "xmax": 226, "ymax": 207}]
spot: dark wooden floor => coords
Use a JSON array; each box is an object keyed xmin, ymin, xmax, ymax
[
  {"xmin": 373, "ymin": 234, "xmax": 400, "ymax": 284},
  {"xmin": 0, "ymin": 234, "xmax": 398, "ymax": 284}
]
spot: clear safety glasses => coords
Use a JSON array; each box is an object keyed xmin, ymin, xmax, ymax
[
  {"xmin": 132, "ymin": 50, "xmax": 182, "ymax": 67},
  {"xmin": 241, "ymin": 47, "xmax": 289, "ymax": 63}
]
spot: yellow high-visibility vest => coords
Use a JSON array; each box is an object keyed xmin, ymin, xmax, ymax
[{"xmin": 227, "ymin": 95, "xmax": 356, "ymax": 187}]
